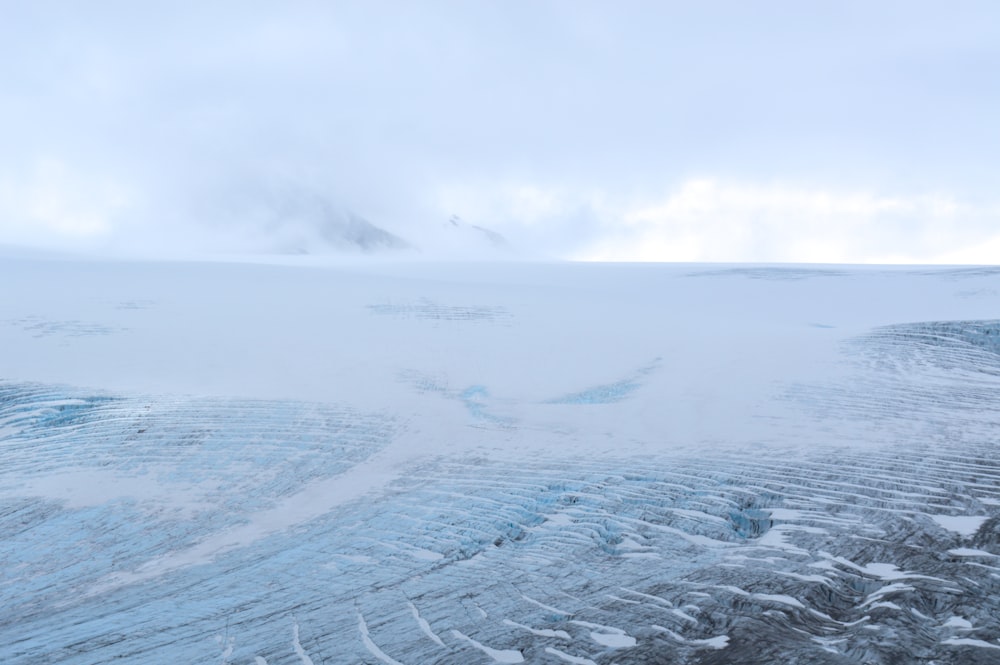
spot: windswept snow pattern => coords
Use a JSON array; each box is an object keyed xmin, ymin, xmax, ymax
[
  {"xmin": 5, "ymin": 315, "xmax": 124, "ymax": 339},
  {"xmin": 2, "ymin": 261, "xmax": 1000, "ymax": 664},
  {"xmin": 368, "ymin": 299, "xmax": 511, "ymax": 324}
]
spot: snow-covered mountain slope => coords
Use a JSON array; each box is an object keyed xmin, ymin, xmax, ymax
[
  {"xmin": 443, "ymin": 215, "xmax": 511, "ymax": 251},
  {"xmin": 169, "ymin": 189, "xmax": 510, "ymax": 258},
  {"xmin": 2, "ymin": 258, "xmax": 1000, "ymax": 663},
  {"xmin": 207, "ymin": 197, "xmax": 413, "ymax": 255}
]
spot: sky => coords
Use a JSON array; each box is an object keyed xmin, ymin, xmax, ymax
[{"xmin": 1, "ymin": 1, "xmax": 998, "ymax": 263}]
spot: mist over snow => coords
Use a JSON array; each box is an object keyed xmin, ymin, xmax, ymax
[
  {"xmin": 4, "ymin": 258, "xmax": 1000, "ymax": 663},
  {"xmin": 2, "ymin": 2, "xmax": 1000, "ymax": 262}
]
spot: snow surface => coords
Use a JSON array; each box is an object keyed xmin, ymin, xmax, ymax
[
  {"xmin": 932, "ymin": 515, "xmax": 990, "ymax": 537},
  {"xmin": 2, "ymin": 257, "xmax": 1000, "ymax": 664}
]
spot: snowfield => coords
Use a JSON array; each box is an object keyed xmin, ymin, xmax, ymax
[{"xmin": 2, "ymin": 256, "xmax": 1000, "ymax": 664}]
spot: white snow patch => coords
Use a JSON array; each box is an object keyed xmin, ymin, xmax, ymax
[
  {"xmin": 617, "ymin": 588, "xmax": 673, "ymax": 606},
  {"xmin": 450, "ymin": 630, "xmax": 524, "ymax": 663},
  {"xmin": 359, "ymin": 613, "xmax": 406, "ymax": 665},
  {"xmin": 503, "ymin": 619, "xmax": 571, "ymax": 640},
  {"xmin": 696, "ymin": 635, "xmax": 730, "ymax": 649},
  {"xmin": 752, "ymin": 527, "xmax": 810, "ymax": 555},
  {"xmin": 753, "ymin": 594, "xmax": 806, "ymax": 609},
  {"xmin": 651, "ymin": 625, "xmax": 729, "ymax": 649},
  {"xmin": 942, "ymin": 637, "xmax": 1000, "ymax": 650},
  {"xmin": 671, "ymin": 608, "xmax": 698, "ymax": 623},
  {"xmin": 521, "ymin": 595, "xmax": 572, "ymax": 616},
  {"xmin": 811, "ymin": 636, "xmax": 846, "ymax": 654},
  {"xmin": 861, "ymin": 563, "xmax": 912, "ymax": 580},
  {"xmin": 545, "ymin": 513, "xmax": 575, "ymax": 526},
  {"xmin": 860, "ymin": 583, "xmax": 914, "ymax": 608},
  {"xmin": 943, "ymin": 616, "xmax": 973, "ymax": 630},
  {"xmin": 606, "ymin": 594, "xmax": 642, "ymax": 605},
  {"xmin": 218, "ymin": 636, "xmax": 234, "ymax": 664},
  {"xmin": 292, "ymin": 623, "xmax": 316, "ymax": 665},
  {"xmin": 931, "ymin": 515, "xmax": 989, "ymax": 537},
  {"xmin": 809, "ymin": 559, "xmax": 836, "ymax": 570},
  {"xmin": 406, "ymin": 547, "xmax": 445, "ymax": 561},
  {"xmin": 589, "ymin": 632, "xmax": 637, "ymax": 648},
  {"xmin": 948, "ymin": 547, "xmax": 996, "ymax": 557},
  {"xmin": 775, "ymin": 571, "xmax": 832, "ymax": 584},
  {"xmin": 711, "ymin": 585, "xmax": 805, "ymax": 609},
  {"xmin": 408, "ymin": 602, "xmax": 446, "ymax": 648},
  {"xmin": 569, "ymin": 620, "xmax": 636, "ymax": 648},
  {"xmin": 822, "ymin": 554, "xmax": 944, "ymax": 582},
  {"xmin": 544, "ymin": 646, "xmax": 597, "ymax": 665}
]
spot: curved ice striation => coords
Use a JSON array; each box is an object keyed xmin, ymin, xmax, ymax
[
  {"xmin": 3, "ymin": 368, "xmax": 1000, "ymax": 662},
  {"xmin": 5, "ymin": 439, "xmax": 999, "ymax": 662}
]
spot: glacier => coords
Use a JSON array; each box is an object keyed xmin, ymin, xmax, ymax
[{"xmin": 2, "ymin": 257, "xmax": 999, "ymax": 663}]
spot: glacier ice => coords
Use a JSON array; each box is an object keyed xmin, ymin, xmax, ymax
[{"xmin": 1, "ymin": 260, "xmax": 999, "ymax": 663}]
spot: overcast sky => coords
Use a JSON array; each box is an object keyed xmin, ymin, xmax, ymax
[{"xmin": 1, "ymin": 1, "xmax": 998, "ymax": 262}]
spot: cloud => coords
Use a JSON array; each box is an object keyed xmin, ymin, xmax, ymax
[
  {"xmin": 1, "ymin": 3, "xmax": 999, "ymax": 261},
  {"xmin": 569, "ymin": 179, "xmax": 998, "ymax": 264},
  {"xmin": 0, "ymin": 159, "xmax": 133, "ymax": 248},
  {"xmin": 428, "ymin": 177, "xmax": 999, "ymax": 264}
]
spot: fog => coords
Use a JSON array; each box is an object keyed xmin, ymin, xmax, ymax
[{"xmin": 1, "ymin": 1, "xmax": 998, "ymax": 261}]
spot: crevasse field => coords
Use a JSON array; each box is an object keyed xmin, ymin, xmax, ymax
[{"xmin": 2, "ymin": 255, "xmax": 1000, "ymax": 664}]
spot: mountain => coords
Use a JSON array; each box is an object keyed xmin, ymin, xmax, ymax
[
  {"xmin": 445, "ymin": 214, "xmax": 510, "ymax": 249},
  {"xmin": 243, "ymin": 192, "xmax": 412, "ymax": 254},
  {"xmin": 197, "ymin": 193, "xmax": 512, "ymax": 258},
  {"xmin": 322, "ymin": 210, "xmax": 411, "ymax": 253},
  {"xmin": 2, "ymin": 259, "xmax": 1000, "ymax": 664}
]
